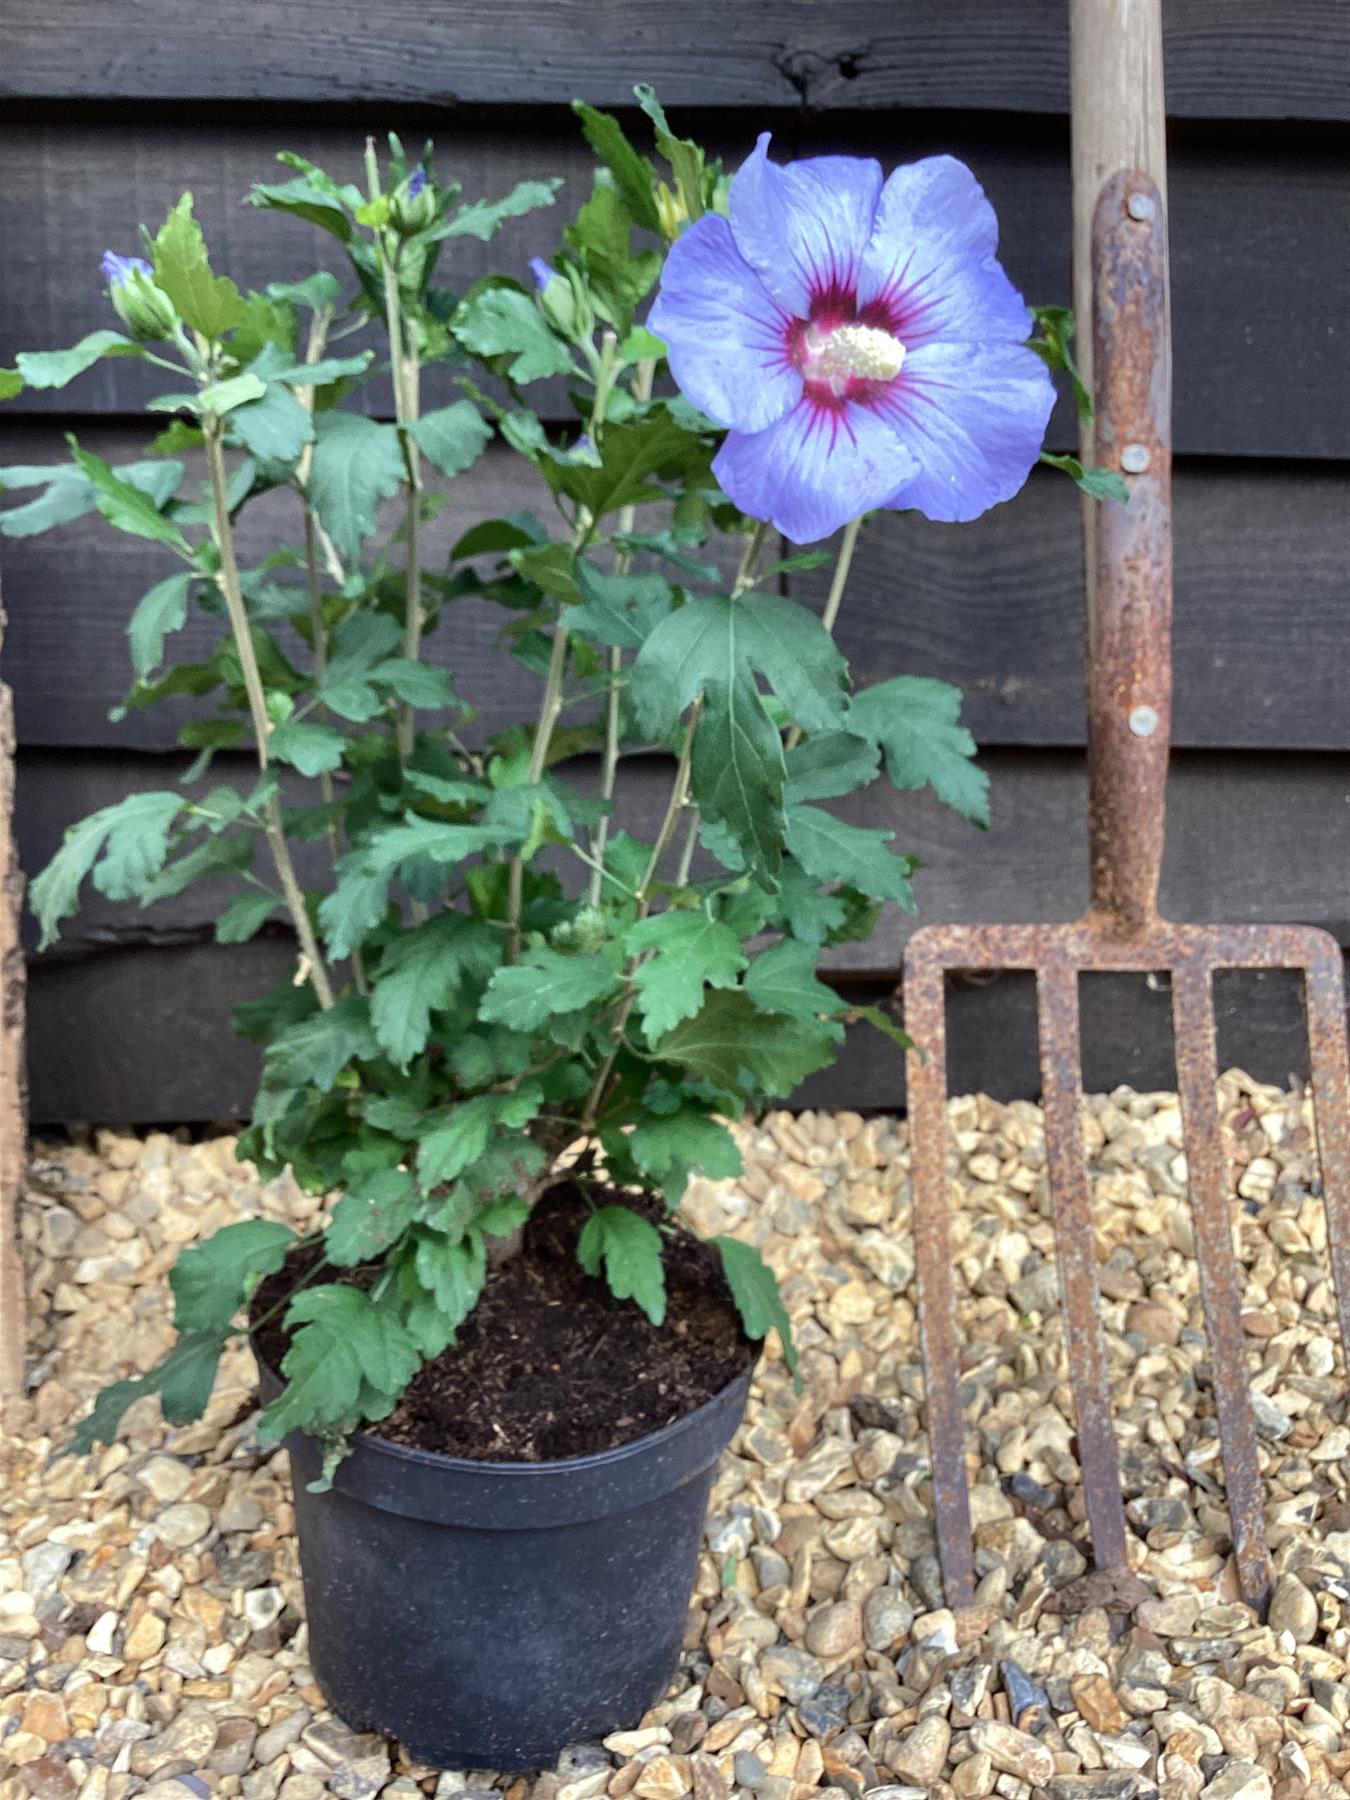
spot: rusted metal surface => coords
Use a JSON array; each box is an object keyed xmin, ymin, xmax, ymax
[{"xmin": 902, "ymin": 171, "xmax": 1350, "ymax": 1617}]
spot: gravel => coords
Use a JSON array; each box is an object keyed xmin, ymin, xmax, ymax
[{"xmin": 1, "ymin": 1070, "xmax": 1346, "ymax": 1799}]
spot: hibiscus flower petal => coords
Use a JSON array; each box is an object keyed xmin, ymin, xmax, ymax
[
  {"xmin": 714, "ymin": 398, "xmax": 919, "ymax": 546},
  {"xmin": 858, "ymin": 154, "xmax": 1031, "ymax": 346},
  {"xmin": 729, "ymin": 134, "xmax": 883, "ymax": 319},
  {"xmin": 875, "ymin": 339, "xmax": 1055, "ymax": 523},
  {"xmin": 647, "ymin": 212, "xmax": 802, "ymax": 434}
]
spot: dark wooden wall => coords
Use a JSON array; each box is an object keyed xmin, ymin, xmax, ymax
[{"xmin": 2, "ymin": 2, "xmax": 1347, "ymax": 1123}]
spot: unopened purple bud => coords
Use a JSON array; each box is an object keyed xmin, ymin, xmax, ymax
[
  {"xmin": 407, "ymin": 166, "xmax": 428, "ymax": 200},
  {"xmin": 101, "ymin": 251, "xmax": 153, "ymax": 288},
  {"xmin": 530, "ymin": 257, "xmax": 556, "ymax": 292}
]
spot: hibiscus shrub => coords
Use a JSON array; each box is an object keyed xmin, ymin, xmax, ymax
[{"xmin": 4, "ymin": 99, "xmax": 1111, "ymax": 1459}]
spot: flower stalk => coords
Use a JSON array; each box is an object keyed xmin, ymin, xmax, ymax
[{"xmin": 784, "ymin": 513, "xmax": 862, "ymax": 752}]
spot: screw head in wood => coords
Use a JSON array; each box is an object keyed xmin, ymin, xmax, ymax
[
  {"xmin": 1127, "ymin": 191, "xmax": 1155, "ymax": 222},
  {"xmin": 1121, "ymin": 443, "xmax": 1151, "ymax": 474}
]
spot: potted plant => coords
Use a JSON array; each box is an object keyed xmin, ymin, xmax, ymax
[{"xmin": 2, "ymin": 94, "xmax": 1110, "ymax": 1769}]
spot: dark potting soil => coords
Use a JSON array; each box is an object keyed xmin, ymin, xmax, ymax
[{"xmin": 252, "ymin": 1183, "xmax": 754, "ymax": 1463}]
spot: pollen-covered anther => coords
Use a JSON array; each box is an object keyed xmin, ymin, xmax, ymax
[{"xmin": 812, "ymin": 323, "xmax": 907, "ymax": 386}]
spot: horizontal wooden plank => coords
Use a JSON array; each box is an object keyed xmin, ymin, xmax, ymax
[
  {"xmin": 2, "ymin": 425, "xmax": 1346, "ymax": 752},
  {"xmin": 2, "ymin": 2, "xmax": 1346, "ymax": 120},
  {"xmin": 26, "ymin": 949, "xmax": 1339, "ymax": 1125},
  {"xmin": 2, "ymin": 117, "xmax": 1346, "ymax": 458},
  {"xmin": 16, "ymin": 745, "xmax": 1350, "ymax": 982}
]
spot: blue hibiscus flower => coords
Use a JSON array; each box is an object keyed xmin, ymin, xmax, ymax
[{"xmin": 649, "ymin": 136, "xmax": 1055, "ymax": 544}]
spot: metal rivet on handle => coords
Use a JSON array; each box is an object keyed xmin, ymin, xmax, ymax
[
  {"xmin": 1129, "ymin": 704, "xmax": 1159, "ymax": 737},
  {"xmin": 1120, "ymin": 443, "xmax": 1151, "ymax": 474},
  {"xmin": 1127, "ymin": 191, "xmax": 1155, "ymax": 222}
]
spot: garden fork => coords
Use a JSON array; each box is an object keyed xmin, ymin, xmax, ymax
[{"xmin": 901, "ymin": 0, "xmax": 1350, "ymax": 1613}]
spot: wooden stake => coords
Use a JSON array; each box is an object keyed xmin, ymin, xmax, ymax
[{"xmin": 0, "ymin": 599, "xmax": 26, "ymax": 1395}]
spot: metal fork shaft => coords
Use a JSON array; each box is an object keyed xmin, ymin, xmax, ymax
[
  {"xmin": 1036, "ymin": 962, "xmax": 1130, "ymax": 1571},
  {"xmin": 1170, "ymin": 954, "xmax": 1272, "ymax": 1609},
  {"xmin": 905, "ymin": 951, "xmax": 976, "ymax": 1606}
]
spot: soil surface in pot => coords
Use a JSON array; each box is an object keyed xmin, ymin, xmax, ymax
[{"xmin": 252, "ymin": 1184, "xmax": 753, "ymax": 1462}]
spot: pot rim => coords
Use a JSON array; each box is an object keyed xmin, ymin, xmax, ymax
[{"xmin": 253, "ymin": 1337, "xmax": 758, "ymax": 1527}]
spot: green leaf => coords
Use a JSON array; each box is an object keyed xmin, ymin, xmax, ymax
[
  {"xmin": 0, "ymin": 368, "xmax": 22, "ymax": 399},
  {"xmin": 656, "ymin": 989, "xmax": 836, "ymax": 1098},
  {"xmin": 249, "ymin": 177, "xmax": 353, "ymax": 241},
  {"xmin": 357, "ymin": 817, "xmax": 518, "ymax": 876},
  {"xmin": 263, "ymin": 995, "xmax": 378, "ymax": 1092},
  {"xmin": 30, "ymin": 791, "xmax": 185, "ymax": 947},
  {"xmin": 563, "ymin": 564, "xmax": 674, "ymax": 650},
  {"xmin": 577, "ymin": 1206, "xmax": 666, "ymax": 1325},
  {"xmin": 227, "ymin": 382, "xmax": 314, "ymax": 466},
  {"xmin": 452, "ymin": 287, "xmax": 573, "ymax": 385},
  {"xmin": 325, "ymin": 1170, "xmax": 417, "ymax": 1266},
  {"xmin": 269, "ymin": 354, "xmax": 373, "ymax": 387},
  {"xmin": 200, "ymin": 372, "xmax": 267, "ymax": 414},
  {"xmin": 417, "ymin": 1095, "xmax": 497, "ymax": 1188},
  {"xmin": 627, "ymin": 1108, "xmax": 743, "ymax": 1187},
  {"xmin": 153, "ymin": 194, "xmax": 246, "ymax": 338},
  {"xmin": 67, "ymin": 440, "xmax": 190, "ymax": 551},
  {"xmin": 127, "ymin": 572, "xmax": 191, "ymax": 677},
  {"xmin": 625, "ymin": 909, "xmax": 746, "ymax": 1041},
  {"xmin": 64, "ymin": 1331, "xmax": 226, "ymax": 1457},
  {"xmin": 693, "ymin": 670, "xmax": 787, "ymax": 884},
  {"xmin": 371, "ymin": 912, "xmax": 502, "ymax": 1068},
  {"xmin": 784, "ymin": 731, "xmax": 881, "ymax": 804},
  {"xmin": 1040, "ymin": 450, "xmax": 1130, "ymax": 505},
  {"xmin": 216, "ymin": 889, "xmax": 279, "ymax": 943},
  {"xmin": 269, "ymin": 718, "xmax": 345, "ymax": 777},
  {"xmin": 316, "ymin": 611, "xmax": 403, "ymax": 721},
  {"xmin": 410, "ymin": 1230, "xmax": 486, "ymax": 1338},
  {"xmin": 258, "ymin": 1285, "xmax": 421, "ymax": 1442},
  {"xmin": 784, "ymin": 804, "xmax": 915, "ymax": 908},
  {"xmin": 848, "ymin": 676, "xmax": 989, "ymax": 827},
  {"xmin": 452, "ymin": 512, "xmax": 548, "ymax": 559},
  {"xmin": 268, "ymin": 271, "xmax": 344, "ymax": 313},
  {"xmin": 477, "ymin": 1196, "xmax": 531, "ymax": 1237},
  {"xmin": 479, "ymin": 944, "xmax": 620, "ymax": 1031},
  {"xmin": 632, "ymin": 591, "xmax": 849, "ymax": 742},
  {"xmin": 848, "ymin": 1002, "xmax": 914, "ymax": 1052},
  {"xmin": 547, "ymin": 410, "xmax": 707, "ymax": 520},
  {"xmin": 410, "ymin": 401, "xmax": 492, "ymax": 479},
  {"xmin": 433, "ymin": 179, "xmax": 563, "ymax": 242},
  {"xmin": 743, "ymin": 940, "xmax": 844, "ymax": 1034},
  {"xmin": 571, "ymin": 103, "xmax": 661, "ymax": 231},
  {"xmin": 713, "ymin": 1237, "xmax": 798, "ymax": 1380},
  {"xmin": 170, "ymin": 1219, "xmax": 295, "ymax": 1332},
  {"xmin": 318, "ymin": 861, "xmax": 390, "ymax": 960},
  {"xmin": 141, "ymin": 830, "xmax": 252, "ymax": 903},
  {"xmin": 307, "ymin": 412, "xmax": 406, "ymax": 562},
  {"xmin": 15, "ymin": 330, "xmax": 142, "ymax": 390},
  {"xmin": 370, "ymin": 658, "xmax": 458, "ymax": 710},
  {"xmin": 634, "ymin": 85, "xmax": 706, "ymax": 222}
]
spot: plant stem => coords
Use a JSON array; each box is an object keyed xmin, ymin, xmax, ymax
[
  {"xmin": 505, "ymin": 332, "xmax": 620, "ymax": 954},
  {"xmin": 203, "ymin": 417, "xmax": 334, "ymax": 1010},
  {"xmin": 784, "ymin": 514, "xmax": 862, "ymax": 752},
  {"xmin": 366, "ymin": 140, "xmax": 425, "ymax": 774},
  {"xmin": 673, "ymin": 805, "xmax": 701, "ymax": 887},
  {"xmin": 296, "ymin": 311, "xmax": 368, "ymax": 997},
  {"xmin": 587, "ymin": 356, "xmax": 656, "ymax": 906}
]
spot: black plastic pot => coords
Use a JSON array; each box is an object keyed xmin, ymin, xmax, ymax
[{"xmin": 256, "ymin": 1353, "xmax": 754, "ymax": 1770}]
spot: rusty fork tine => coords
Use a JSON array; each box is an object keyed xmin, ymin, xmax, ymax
[
  {"xmin": 1170, "ymin": 954, "xmax": 1272, "ymax": 1609},
  {"xmin": 1035, "ymin": 961, "xmax": 1131, "ymax": 1572},
  {"xmin": 905, "ymin": 947, "xmax": 976, "ymax": 1607},
  {"xmin": 1303, "ymin": 939, "xmax": 1350, "ymax": 1350}
]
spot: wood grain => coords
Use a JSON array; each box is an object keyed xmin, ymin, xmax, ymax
[
  {"xmin": 3, "ymin": 426, "xmax": 1345, "ymax": 753},
  {"xmin": 3, "ymin": 118, "xmax": 1346, "ymax": 459},
  {"xmin": 2, "ymin": 1, "xmax": 1346, "ymax": 119},
  {"xmin": 17, "ymin": 745, "xmax": 1350, "ymax": 974}
]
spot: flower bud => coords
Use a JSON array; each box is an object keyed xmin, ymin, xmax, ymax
[
  {"xmin": 654, "ymin": 180, "xmax": 688, "ymax": 242},
  {"xmin": 389, "ymin": 166, "xmax": 438, "ymax": 236},
  {"xmin": 530, "ymin": 259, "xmax": 578, "ymax": 340},
  {"xmin": 551, "ymin": 907, "xmax": 609, "ymax": 955},
  {"xmin": 101, "ymin": 251, "xmax": 178, "ymax": 341}
]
